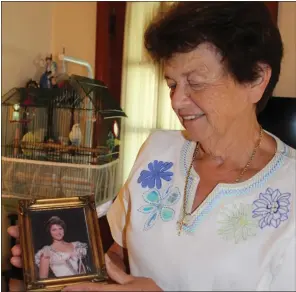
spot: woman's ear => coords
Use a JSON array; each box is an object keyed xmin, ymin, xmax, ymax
[{"xmin": 249, "ymin": 63, "xmax": 272, "ymax": 103}]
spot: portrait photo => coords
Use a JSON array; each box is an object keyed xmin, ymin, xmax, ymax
[
  {"xmin": 30, "ymin": 208, "xmax": 94, "ymax": 280},
  {"xmin": 18, "ymin": 197, "xmax": 106, "ymax": 291}
]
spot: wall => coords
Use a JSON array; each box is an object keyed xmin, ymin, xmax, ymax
[
  {"xmin": 1, "ymin": 1, "xmax": 97, "ymax": 271},
  {"xmin": 1, "ymin": 2, "xmax": 97, "ymax": 95},
  {"xmin": 1, "ymin": 2, "xmax": 53, "ymax": 270},
  {"xmin": 51, "ymin": 2, "xmax": 97, "ymax": 77},
  {"xmin": 1, "ymin": 2, "xmax": 53, "ymax": 95},
  {"xmin": 274, "ymin": 2, "xmax": 296, "ymax": 97}
]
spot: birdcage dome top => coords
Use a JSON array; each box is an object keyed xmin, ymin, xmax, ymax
[{"xmin": 2, "ymin": 74, "xmax": 127, "ymax": 119}]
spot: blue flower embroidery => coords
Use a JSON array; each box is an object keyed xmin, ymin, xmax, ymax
[
  {"xmin": 138, "ymin": 186, "xmax": 181, "ymax": 231},
  {"xmin": 137, "ymin": 160, "xmax": 173, "ymax": 189},
  {"xmin": 252, "ymin": 188, "xmax": 291, "ymax": 229}
]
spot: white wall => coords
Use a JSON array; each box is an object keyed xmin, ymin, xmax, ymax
[
  {"xmin": 51, "ymin": 2, "xmax": 97, "ymax": 77},
  {"xmin": 1, "ymin": 2, "xmax": 53, "ymax": 270},
  {"xmin": 1, "ymin": 1, "xmax": 97, "ymax": 271},
  {"xmin": 1, "ymin": 2, "xmax": 53, "ymax": 95},
  {"xmin": 274, "ymin": 2, "xmax": 296, "ymax": 97},
  {"xmin": 2, "ymin": 2, "xmax": 97, "ymax": 95}
]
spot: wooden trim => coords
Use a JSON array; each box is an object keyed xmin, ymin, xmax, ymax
[
  {"xmin": 108, "ymin": 2, "xmax": 126, "ymax": 104},
  {"xmin": 95, "ymin": 2, "xmax": 110, "ymax": 86},
  {"xmin": 93, "ymin": 2, "xmax": 126, "ymax": 149},
  {"xmin": 94, "ymin": 2, "xmax": 126, "ymax": 103},
  {"xmin": 264, "ymin": 2, "xmax": 279, "ymax": 24}
]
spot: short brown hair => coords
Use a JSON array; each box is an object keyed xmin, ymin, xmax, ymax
[{"xmin": 144, "ymin": 2, "xmax": 283, "ymax": 114}]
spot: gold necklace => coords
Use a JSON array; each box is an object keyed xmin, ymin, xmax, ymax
[{"xmin": 177, "ymin": 126, "xmax": 263, "ymax": 235}]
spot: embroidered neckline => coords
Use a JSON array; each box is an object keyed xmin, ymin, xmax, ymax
[
  {"xmin": 179, "ymin": 131, "xmax": 288, "ymax": 233},
  {"xmin": 180, "ymin": 130, "xmax": 286, "ymax": 186}
]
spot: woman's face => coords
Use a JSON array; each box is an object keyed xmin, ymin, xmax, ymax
[
  {"xmin": 164, "ymin": 43, "xmax": 261, "ymax": 142},
  {"xmin": 50, "ymin": 224, "xmax": 64, "ymax": 241}
]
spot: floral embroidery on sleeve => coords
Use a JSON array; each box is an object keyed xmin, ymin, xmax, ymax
[
  {"xmin": 138, "ymin": 186, "xmax": 181, "ymax": 231},
  {"xmin": 137, "ymin": 160, "xmax": 174, "ymax": 189},
  {"xmin": 252, "ymin": 188, "xmax": 291, "ymax": 229}
]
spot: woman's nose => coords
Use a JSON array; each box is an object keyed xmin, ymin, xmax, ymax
[{"xmin": 171, "ymin": 85, "xmax": 191, "ymax": 110}]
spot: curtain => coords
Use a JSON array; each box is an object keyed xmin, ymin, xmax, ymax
[{"xmin": 118, "ymin": 2, "xmax": 183, "ymax": 185}]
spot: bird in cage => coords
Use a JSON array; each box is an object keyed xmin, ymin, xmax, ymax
[
  {"xmin": 69, "ymin": 123, "xmax": 82, "ymax": 147},
  {"xmin": 106, "ymin": 131, "xmax": 121, "ymax": 153},
  {"xmin": 21, "ymin": 128, "xmax": 46, "ymax": 156}
]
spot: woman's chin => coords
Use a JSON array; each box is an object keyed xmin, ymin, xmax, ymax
[
  {"xmin": 185, "ymin": 132, "xmax": 202, "ymax": 142},
  {"xmin": 183, "ymin": 120, "xmax": 208, "ymax": 141},
  {"xmin": 54, "ymin": 237, "xmax": 63, "ymax": 241}
]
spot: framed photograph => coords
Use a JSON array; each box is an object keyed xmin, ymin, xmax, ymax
[{"xmin": 18, "ymin": 196, "xmax": 107, "ymax": 291}]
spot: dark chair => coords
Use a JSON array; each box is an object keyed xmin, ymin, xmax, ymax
[
  {"xmin": 258, "ymin": 96, "xmax": 296, "ymax": 149},
  {"xmin": 98, "ymin": 215, "xmax": 114, "ymax": 253}
]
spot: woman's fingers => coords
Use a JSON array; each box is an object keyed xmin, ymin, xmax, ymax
[
  {"xmin": 7, "ymin": 226, "xmax": 20, "ymax": 239},
  {"xmin": 105, "ymin": 254, "xmax": 134, "ymax": 285},
  {"xmin": 10, "ymin": 257, "xmax": 23, "ymax": 268},
  {"xmin": 8, "ymin": 227, "xmax": 22, "ymax": 268},
  {"xmin": 11, "ymin": 244, "xmax": 21, "ymax": 256}
]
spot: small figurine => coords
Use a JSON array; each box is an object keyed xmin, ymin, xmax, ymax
[
  {"xmin": 26, "ymin": 79, "xmax": 39, "ymax": 89},
  {"xmin": 46, "ymin": 54, "xmax": 57, "ymax": 75},
  {"xmin": 39, "ymin": 54, "xmax": 58, "ymax": 89},
  {"xmin": 69, "ymin": 123, "xmax": 82, "ymax": 147},
  {"xmin": 49, "ymin": 76, "xmax": 59, "ymax": 88}
]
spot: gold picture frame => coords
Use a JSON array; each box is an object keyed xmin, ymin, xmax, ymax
[{"xmin": 18, "ymin": 196, "xmax": 107, "ymax": 291}]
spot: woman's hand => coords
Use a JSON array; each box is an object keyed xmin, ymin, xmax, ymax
[
  {"xmin": 7, "ymin": 225, "xmax": 22, "ymax": 268},
  {"xmin": 62, "ymin": 254, "xmax": 162, "ymax": 291},
  {"xmin": 7, "ymin": 225, "xmax": 25, "ymax": 291},
  {"xmin": 8, "ymin": 226, "xmax": 162, "ymax": 291}
]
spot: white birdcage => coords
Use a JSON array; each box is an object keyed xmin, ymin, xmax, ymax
[
  {"xmin": 1, "ymin": 55, "xmax": 126, "ymax": 213},
  {"xmin": 2, "ymin": 157, "xmax": 119, "ymax": 205}
]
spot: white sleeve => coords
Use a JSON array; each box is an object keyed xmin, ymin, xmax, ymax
[
  {"xmin": 106, "ymin": 184, "xmax": 130, "ymax": 248},
  {"xmin": 269, "ymin": 235, "xmax": 296, "ymax": 291},
  {"xmin": 106, "ymin": 131, "xmax": 157, "ymax": 248},
  {"xmin": 35, "ymin": 246, "xmax": 50, "ymax": 267}
]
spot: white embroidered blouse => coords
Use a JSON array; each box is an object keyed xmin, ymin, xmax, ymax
[
  {"xmin": 35, "ymin": 241, "xmax": 88, "ymax": 278},
  {"xmin": 107, "ymin": 130, "xmax": 296, "ymax": 291}
]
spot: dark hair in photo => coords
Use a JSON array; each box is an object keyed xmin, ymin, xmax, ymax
[
  {"xmin": 45, "ymin": 216, "xmax": 67, "ymax": 234},
  {"xmin": 144, "ymin": 2, "xmax": 283, "ymax": 114}
]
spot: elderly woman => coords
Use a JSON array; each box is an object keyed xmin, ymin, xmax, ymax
[{"xmin": 9, "ymin": 2, "xmax": 295, "ymax": 291}]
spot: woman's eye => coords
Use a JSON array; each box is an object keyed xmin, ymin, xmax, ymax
[
  {"xmin": 189, "ymin": 83, "xmax": 205, "ymax": 90},
  {"xmin": 168, "ymin": 84, "xmax": 176, "ymax": 90}
]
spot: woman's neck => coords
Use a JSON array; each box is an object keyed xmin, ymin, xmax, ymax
[
  {"xmin": 52, "ymin": 240, "xmax": 66, "ymax": 246},
  {"xmin": 198, "ymin": 115, "xmax": 262, "ymax": 169}
]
